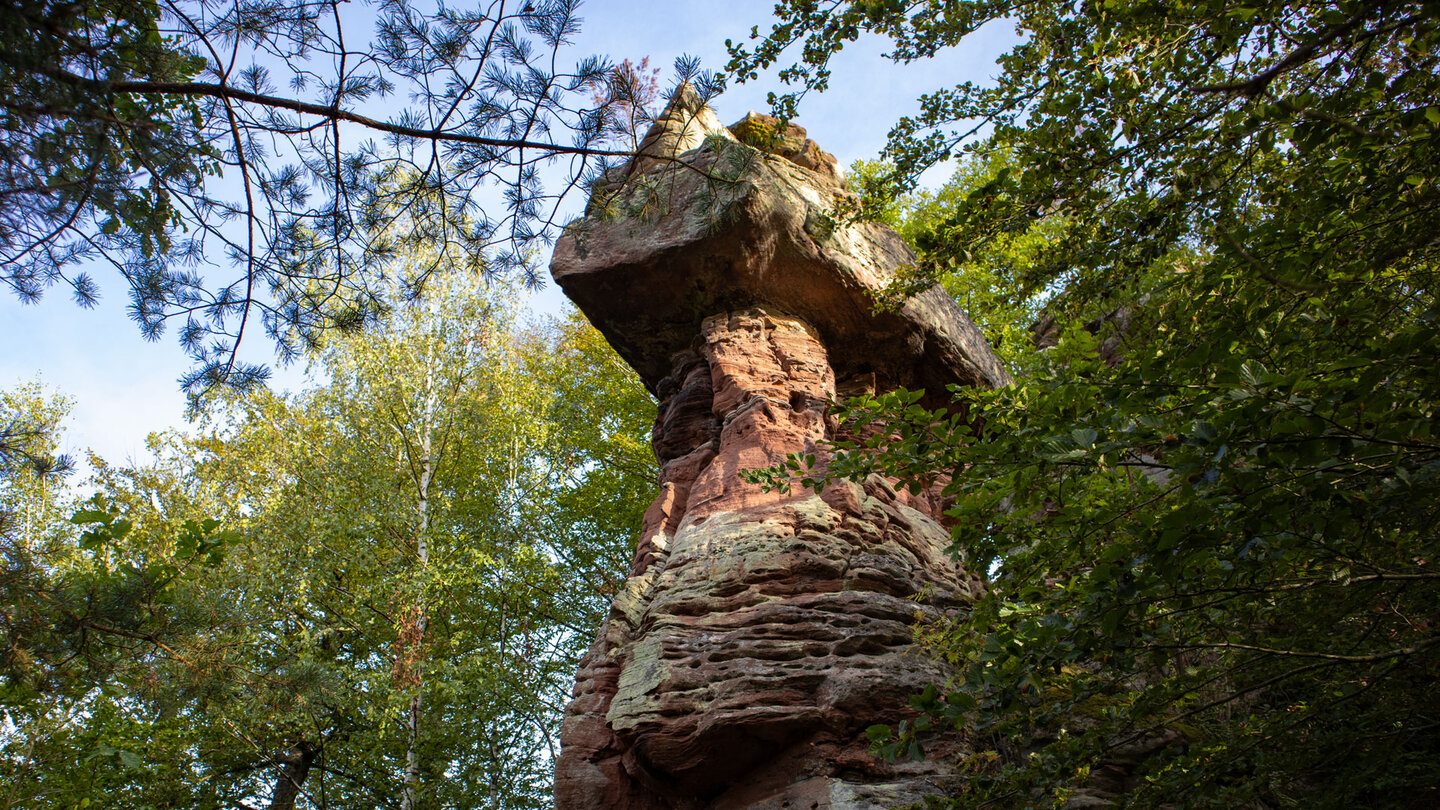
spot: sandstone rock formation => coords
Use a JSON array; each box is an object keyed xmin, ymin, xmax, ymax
[{"xmin": 550, "ymin": 88, "xmax": 1009, "ymax": 809}]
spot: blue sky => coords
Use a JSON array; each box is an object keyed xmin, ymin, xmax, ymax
[{"xmin": 1, "ymin": 0, "xmax": 1017, "ymax": 469}]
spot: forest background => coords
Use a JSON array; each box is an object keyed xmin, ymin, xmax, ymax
[{"xmin": 3, "ymin": 0, "xmax": 1437, "ymax": 808}]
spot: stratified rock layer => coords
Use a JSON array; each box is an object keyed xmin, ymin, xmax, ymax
[
  {"xmin": 555, "ymin": 311, "xmax": 983, "ymax": 809},
  {"xmin": 551, "ymin": 91, "xmax": 1005, "ymax": 809}
]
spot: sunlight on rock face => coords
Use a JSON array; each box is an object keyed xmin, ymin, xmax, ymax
[{"xmin": 550, "ymin": 91, "xmax": 1005, "ymax": 809}]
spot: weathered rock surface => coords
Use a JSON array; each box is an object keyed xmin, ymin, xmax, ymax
[
  {"xmin": 555, "ymin": 311, "xmax": 983, "ymax": 809},
  {"xmin": 551, "ymin": 91, "xmax": 1006, "ymax": 809},
  {"xmin": 554, "ymin": 87, "xmax": 1011, "ymax": 397},
  {"xmin": 728, "ymin": 111, "xmax": 842, "ymax": 181}
]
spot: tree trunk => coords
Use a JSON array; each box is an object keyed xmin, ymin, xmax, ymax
[
  {"xmin": 400, "ymin": 355, "xmax": 437, "ymax": 810},
  {"xmin": 268, "ymin": 741, "xmax": 316, "ymax": 810}
]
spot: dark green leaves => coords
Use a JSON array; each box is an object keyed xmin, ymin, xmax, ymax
[
  {"xmin": 734, "ymin": 1, "xmax": 1440, "ymax": 805},
  {"xmin": 71, "ymin": 499, "xmax": 235, "ymax": 566},
  {"xmin": 71, "ymin": 505, "xmax": 132, "ymax": 551},
  {"xmin": 174, "ymin": 518, "xmax": 238, "ymax": 566}
]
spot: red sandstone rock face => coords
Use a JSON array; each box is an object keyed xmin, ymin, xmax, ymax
[
  {"xmin": 551, "ymin": 88, "xmax": 1009, "ymax": 809},
  {"xmin": 553, "ymin": 311, "xmax": 984, "ymax": 809}
]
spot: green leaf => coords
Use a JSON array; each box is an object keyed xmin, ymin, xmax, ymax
[
  {"xmin": 1190, "ymin": 420, "xmax": 1217, "ymax": 444},
  {"xmin": 946, "ymin": 690, "xmax": 977, "ymax": 710},
  {"xmin": 79, "ymin": 529, "xmax": 108, "ymax": 551}
]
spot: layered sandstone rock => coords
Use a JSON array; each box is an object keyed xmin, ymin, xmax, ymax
[
  {"xmin": 551, "ymin": 89, "xmax": 1006, "ymax": 809},
  {"xmin": 554, "ymin": 87, "xmax": 1010, "ymax": 397}
]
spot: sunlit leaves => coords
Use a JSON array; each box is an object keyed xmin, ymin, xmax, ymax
[{"xmin": 0, "ymin": 275, "xmax": 654, "ymax": 807}]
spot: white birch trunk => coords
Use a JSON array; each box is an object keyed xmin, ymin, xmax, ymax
[{"xmin": 401, "ymin": 347, "xmax": 437, "ymax": 810}]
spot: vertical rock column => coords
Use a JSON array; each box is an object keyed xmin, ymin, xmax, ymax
[
  {"xmin": 549, "ymin": 90, "xmax": 1010, "ymax": 809},
  {"xmin": 554, "ymin": 310, "xmax": 982, "ymax": 809}
]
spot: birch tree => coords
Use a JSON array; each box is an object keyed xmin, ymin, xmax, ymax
[{"xmin": 0, "ymin": 273, "xmax": 654, "ymax": 808}]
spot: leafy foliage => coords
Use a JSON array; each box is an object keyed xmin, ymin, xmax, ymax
[
  {"xmin": 849, "ymin": 152, "xmax": 1059, "ymax": 373},
  {"xmin": 0, "ymin": 387, "xmax": 253, "ymax": 810},
  {"xmin": 734, "ymin": 0, "xmax": 1440, "ymax": 806},
  {"xmin": 0, "ymin": 282, "xmax": 654, "ymax": 808},
  {"xmin": 0, "ymin": 382, "xmax": 76, "ymax": 539}
]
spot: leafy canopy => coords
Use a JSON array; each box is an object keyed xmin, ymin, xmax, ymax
[
  {"xmin": 0, "ymin": 283, "xmax": 656, "ymax": 809},
  {"xmin": 734, "ymin": 0, "xmax": 1440, "ymax": 806}
]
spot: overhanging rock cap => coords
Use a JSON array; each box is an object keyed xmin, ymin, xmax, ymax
[{"xmin": 552, "ymin": 91, "xmax": 1012, "ymax": 395}]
